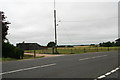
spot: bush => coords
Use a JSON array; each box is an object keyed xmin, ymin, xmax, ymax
[
  {"xmin": 2, "ymin": 42, "xmax": 24, "ymax": 59},
  {"xmin": 15, "ymin": 47, "xmax": 24, "ymax": 59}
]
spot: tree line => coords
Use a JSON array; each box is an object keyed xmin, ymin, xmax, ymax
[{"xmin": 99, "ymin": 38, "xmax": 120, "ymax": 47}]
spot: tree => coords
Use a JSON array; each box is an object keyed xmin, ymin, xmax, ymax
[
  {"xmin": 1, "ymin": 11, "xmax": 24, "ymax": 59},
  {"xmin": 99, "ymin": 41, "xmax": 114, "ymax": 47},
  {"xmin": 99, "ymin": 38, "xmax": 120, "ymax": 47},
  {"xmin": 47, "ymin": 42, "xmax": 56, "ymax": 47},
  {"xmin": 115, "ymin": 38, "xmax": 120, "ymax": 46},
  {"xmin": 105, "ymin": 41, "xmax": 113, "ymax": 47},
  {"xmin": 0, "ymin": 11, "xmax": 10, "ymax": 42}
]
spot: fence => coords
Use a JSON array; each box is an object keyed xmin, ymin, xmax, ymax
[{"xmin": 24, "ymin": 47, "xmax": 119, "ymax": 55}]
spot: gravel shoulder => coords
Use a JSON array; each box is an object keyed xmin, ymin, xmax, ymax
[{"xmin": 24, "ymin": 53, "xmax": 65, "ymax": 57}]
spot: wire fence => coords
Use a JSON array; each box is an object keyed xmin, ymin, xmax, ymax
[{"xmin": 24, "ymin": 47, "xmax": 120, "ymax": 54}]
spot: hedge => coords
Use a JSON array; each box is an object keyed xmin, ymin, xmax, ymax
[{"xmin": 2, "ymin": 42, "xmax": 24, "ymax": 59}]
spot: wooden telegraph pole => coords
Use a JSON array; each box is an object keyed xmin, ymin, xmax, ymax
[{"xmin": 54, "ymin": 0, "xmax": 58, "ymax": 53}]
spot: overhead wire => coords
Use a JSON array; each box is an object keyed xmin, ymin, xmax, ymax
[{"xmin": 57, "ymin": 19, "xmax": 74, "ymax": 45}]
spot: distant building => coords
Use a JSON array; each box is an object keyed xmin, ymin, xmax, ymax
[{"xmin": 16, "ymin": 43, "xmax": 44, "ymax": 50}]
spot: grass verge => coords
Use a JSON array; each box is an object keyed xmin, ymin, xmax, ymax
[{"xmin": 0, "ymin": 54, "xmax": 45, "ymax": 62}]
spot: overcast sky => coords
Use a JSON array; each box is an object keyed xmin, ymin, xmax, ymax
[{"xmin": 0, "ymin": 0, "xmax": 119, "ymax": 46}]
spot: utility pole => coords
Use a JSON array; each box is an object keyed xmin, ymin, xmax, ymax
[{"xmin": 54, "ymin": 0, "xmax": 57, "ymax": 53}]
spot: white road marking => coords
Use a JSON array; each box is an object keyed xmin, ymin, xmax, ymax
[
  {"xmin": 114, "ymin": 67, "xmax": 119, "ymax": 71},
  {"xmin": 95, "ymin": 66, "xmax": 120, "ymax": 80},
  {"xmin": 97, "ymin": 75, "xmax": 106, "ymax": 79},
  {"xmin": 79, "ymin": 55, "xmax": 107, "ymax": 61},
  {"xmin": 79, "ymin": 58, "xmax": 90, "ymax": 60},
  {"xmin": 110, "ymin": 69, "xmax": 117, "ymax": 73},
  {"xmin": 105, "ymin": 72, "xmax": 111, "ymax": 76},
  {"xmin": 0, "ymin": 63, "xmax": 56, "ymax": 75},
  {"xmin": 92, "ymin": 55, "xmax": 107, "ymax": 58}
]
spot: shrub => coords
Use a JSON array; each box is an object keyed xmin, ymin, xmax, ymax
[
  {"xmin": 2, "ymin": 42, "xmax": 24, "ymax": 59},
  {"xmin": 15, "ymin": 47, "xmax": 24, "ymax": 59}
]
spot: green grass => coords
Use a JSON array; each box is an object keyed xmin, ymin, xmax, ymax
[
  {"xmin": 0, "ymin": 54, "xmax": 45, "ymax": 62},
  {"xmin": 0, "ymin": 57, "xmax": 17, "ymax": 62}
]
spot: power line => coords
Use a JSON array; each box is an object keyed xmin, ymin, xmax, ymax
[{"xmin": 58, "ymin": 20, "xmax": 83, "ymax": 23}]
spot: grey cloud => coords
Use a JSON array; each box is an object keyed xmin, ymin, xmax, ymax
[{"xmin": 0, "ymin": 1, "xmax": 118, "ymax": 45}]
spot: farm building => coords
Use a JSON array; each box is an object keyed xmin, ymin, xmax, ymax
[{"xmin": 16, "ymin": 43, "xmax": 45, "ymax": 50}]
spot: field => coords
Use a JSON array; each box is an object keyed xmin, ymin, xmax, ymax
[{"xmin": 25, "ymin": 46, "xmax": 120, "ymax": 54}]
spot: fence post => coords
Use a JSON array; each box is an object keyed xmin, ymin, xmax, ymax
[
  {"xmin": 34, "ymin": 50, "xmax": 36, "ymax": 58},
  {"xmin": 21, "ymin": 50, "xmax": 24, "ymax": 59},
  {"xmin": 108, "ymin": 47, "xmax": 109, "ymax": 51},
  {"xmin": 71, "ymin": 48, "xmax": 73, "ymax": 54},
  {"xmin": 97, "ymin": 47, "xmax": 99, "ymax": 52},
  {"xmin": 52, "ymin": 47, "xmax": 54, "ymax": 54},
  {"xmin": 84, "ymin": 48, "xmax": 86, "ymax": 53},
  {"xmin": 41, "ymin": 49, "xmax": 42, "ymax": 53},
  {"xmin": 74, "ymin": 48, "xmax": 76, "ymax": 53},
  {"xmin": 39, "ymin": 50, "xmax": 41, "ymax": 54},
  {"xmin": 44, "ymin": 49, "xmax": 45, "ymax": 54}
]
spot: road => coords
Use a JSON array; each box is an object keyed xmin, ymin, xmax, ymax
[{"xmin": 1, "ymin": 51, "xmax": 119, "ymax": 79}]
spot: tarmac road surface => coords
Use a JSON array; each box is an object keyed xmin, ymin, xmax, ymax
[{"xmin": 1, "ymin": 51, "xmax": 119, "ymax": 80}]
